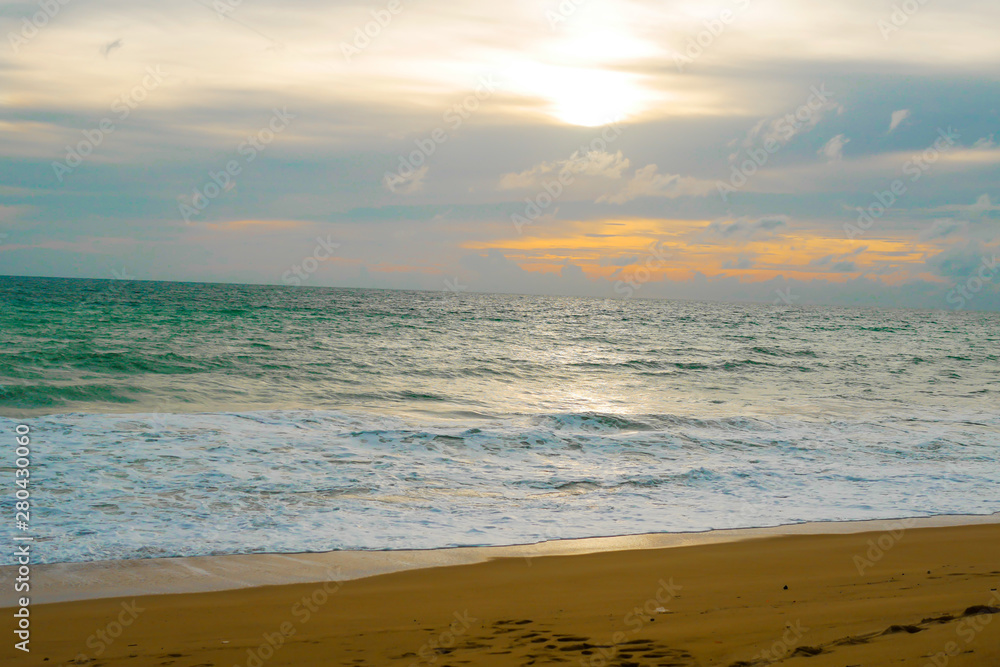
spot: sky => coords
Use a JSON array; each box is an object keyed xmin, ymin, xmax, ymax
[{"xmin": 1, "ymin": 0, "xmax": 998, "ymax": 310}]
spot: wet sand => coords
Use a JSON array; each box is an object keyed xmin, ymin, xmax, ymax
[{"xmin": 7, "ymin": 521, "xmax": 1000, "ymax": 666}]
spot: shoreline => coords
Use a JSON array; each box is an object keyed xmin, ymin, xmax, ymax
[{"xmin": 5, "ymin": 512, "xmax": 998, "ymax": 607}]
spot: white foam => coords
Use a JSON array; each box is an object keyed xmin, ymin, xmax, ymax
[{"xmin": 1, "ymin": 409, "xmax": 998, "ymax": 565}]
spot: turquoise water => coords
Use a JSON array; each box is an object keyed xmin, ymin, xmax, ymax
[{"xmin": 1, "ymin": 276, "xmax": 998, "ymax": 563}]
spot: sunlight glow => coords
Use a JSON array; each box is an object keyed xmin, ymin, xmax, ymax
[
  {"xmin": 507, "ymin": 63, "xmax": 649, "ymax": 126},
  {"xmin": 502, "ymin": 17, "xmax": 662, "ymax": 126}
]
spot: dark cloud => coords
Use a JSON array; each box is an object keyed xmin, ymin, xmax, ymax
[
  {"xmin": 598, "ymin": 255, "xmax": 640, "ymax": 267},
  {"xmin": 100, "ymin": 39, "xmax": 123, "ymax": 58},
  {"xmin": 702, "ymin": 216, "xmax": 789, "ymax": 240},
  {"xmin": 926, "ymin": 243, "xmax": 999, "ymax": 280},
  {"xmin": 830, "ymin": 261, "xmax": 858, "ymax": 272},
  {"xmin": 721, "ymin": 254, "xmax": 756, "ymax": 270}
]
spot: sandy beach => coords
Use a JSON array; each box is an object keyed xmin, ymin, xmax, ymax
[
  {"xmin": 6, "ymin": 0, "xmax": 1000, "ymax": 662},
  {"xmin": 8, "ymin": 521, "xmax": 1000, "ymax": 666}
]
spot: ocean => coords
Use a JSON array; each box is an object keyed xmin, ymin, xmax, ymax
[{"xmin": 1, "ymin": 275, "xmax": 998, "ymax": 564}]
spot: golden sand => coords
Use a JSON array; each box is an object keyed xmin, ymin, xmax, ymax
[{"xmin": 9, "ymin": 523, "xmax": 1000, "ymax": 666}]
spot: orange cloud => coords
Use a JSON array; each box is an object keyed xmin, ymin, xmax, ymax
[{"xmin": 470, "ymin": 217, "xmax": 941, "ymax": 284}]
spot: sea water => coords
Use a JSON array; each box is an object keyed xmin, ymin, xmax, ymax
[{"xmin": 1, "ymin": 276, "xmax": 997, "ymax": 564}]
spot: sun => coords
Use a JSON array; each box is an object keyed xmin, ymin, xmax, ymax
[
  {"xmin": 549, "ymin": 68, "xmax": 648, "ymax": 127},
  {"xmin": 501, "ymin": 20, "xmax": 660, "ymax": 127},
  {"xmin": 504, "ymin": 62, "xmax": 647, "ymax": 127}
]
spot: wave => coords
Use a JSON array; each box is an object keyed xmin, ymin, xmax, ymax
[
  {"xmin": 0, "ymin": 383, "xmax": 140, "ymax": 408},
  {"xmin": 2, "ymin": 407, "xmax": 997, "ymax": 564}
]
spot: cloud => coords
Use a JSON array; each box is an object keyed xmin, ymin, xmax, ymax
[
  {"xmin": 808, "ymin": 246, "xmax": 866, "ymax": 271},
  {"xmin": 200, "ymin": 219, "xmax": 308, "ymax": 232},
  {"xmin": 721, "ymin": 253, "xmax": 757, "ymax": 270},
  {"xmin": 888, "ymin": 109, "xmax": 910, "ymax": 133},
  {"xmin": 830, "ymin": 260, "xmax": 858, "ymax": 272},
  {"xmin": 0, "ymin": 204, "xmax": 29, "ymax": 224},
  {"xmin": 499, "ymin": 151, "xmax": 712, "ymax": 204},
  {"xmin": 384, "ymin": 165, "xmax": 429, "ymax": 195},
  {"xmin": 701, "ymin": 215, "xmax": 789, "ymax": 241},
  {"xmin": 967, "ymin": 193, "xmax": 998, "ymax": 217},
  {"xmin": 930, "ymin": 193, "xmax": 999, "ymax": 218},
  {"xmin": 498, "ymin": 150, "xmax": 629, "ymax": 190},
  {"xmin": 597, "ymin": 164, "xmax": 715, "ymax": 204},
  {"xmin": 457, "ymin": 248, "xmax": 599, "ymax": 297},
  {"xmin": 818, "ymin": 134, "xmax": 850, "ymax": 161},
  {"xmin": 730, "ymin": 91, "xmax": 843, "ymax": 162},
  {"xmin": 5, "ymin": 1, "xmax": 1000, "ymax": 310},
  {"xmin": 598, "ymin": 255, "xmax": 640, "ymax": 267},
  {"xmin": 100, "ymin": 39, "xmax": 123, "ymax": 58},
  {"xmin": 919, "ymin": 219, "xmax": 968, "ymax": 242},
  {"xmin": 926, "ymin": 242, "xmax": 999, "ymax": 280}
]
